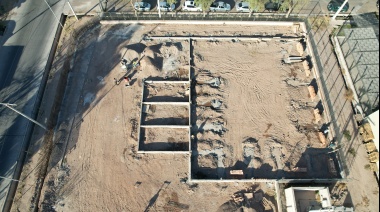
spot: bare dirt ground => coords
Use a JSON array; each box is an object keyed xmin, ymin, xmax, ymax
[
  {"xmin": 191, "ymin": 39, "xmax": 338, "ymax": 179},
  {"xmin": 10, "ymin": 18, "xmax": 378, "ymax": 212},
  {"xmin": 11, "ymin": 21, "xmax": 291, "ymax": 211}
]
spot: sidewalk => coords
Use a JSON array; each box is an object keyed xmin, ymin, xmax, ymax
[{"xmin": 64, "ymin": 0, "xmax": 135, "ymax": 15}]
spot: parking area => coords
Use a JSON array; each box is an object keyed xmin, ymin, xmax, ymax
[{"xmin": 67, "ymin": 0, "xmax": 379, "ymax": 15}]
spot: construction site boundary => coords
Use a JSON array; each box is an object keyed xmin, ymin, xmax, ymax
[{"xmin": 127, "ymin": 19, "xmax": 346, "ymax": 181}]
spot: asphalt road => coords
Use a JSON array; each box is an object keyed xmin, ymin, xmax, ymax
[
  {"xmin": 0, "ymin": 0, "xmax": 65, "ymax": 210},
  {"xmin": 70, "ymin": 0, "xmax": 379, "ymax": 14}
]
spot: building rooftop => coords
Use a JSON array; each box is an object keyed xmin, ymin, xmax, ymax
[{"xmin": 285, "ymin": 187, "xmax": 354, "ymax": 212}]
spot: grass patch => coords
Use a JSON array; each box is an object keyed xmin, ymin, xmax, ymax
[
  {"xmin": 343, "ymin": 130, "xmax": 352, "ymax": 141},
  {"xmin": 348, "ymin": 148, "xmax": 356, "ymax": 157},
  {"xmin": 337, "ymin": 24, "xmax": 352, "ymax": 36},
  {"xmin": 364, "ymin": 164, "xmax": 371, "ymax": 170},
  {"xmin": 308, "ymin": 16, "xmax": 330, "ymax": 31},
  {"xmin": 344, "ymin": 88, "xmax": 354, "ymax": 102}
]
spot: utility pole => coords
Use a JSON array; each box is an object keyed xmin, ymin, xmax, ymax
[
  {"xmin": 0, "ymin": 103, "xmax": 47, "ymax": 130},
  {"xmin": 332, "ymin": 0, "xmax": 349, "ymax": 20},
  {"xmin": 44, "ymin": 0, "xmax": 64, "ymax": 28},
  {"xmin": 67, "ymin": 0, "xmax": 78, "ymax": 20},
  {"xmin": 157, "ymin": 0, "xmax": 161, "ymax": 18}
]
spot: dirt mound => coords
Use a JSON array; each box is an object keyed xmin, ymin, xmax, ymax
[
  {"xmin": 198, "ymin": 154, "xmax": 218, "ymax": 168},
  {"xmin": 126, "ymin": 43, "xmax": 146, "ymax": 54},
  {"xmin": 140, "ymin": 56, "xmax": 161, "ymax": 75},
  {"xmin": 123, "ymin": 48, "xmax": 140, "ymax": 62},
  {"xmin": 160, "ymin": 44, "xmax": 180, "ymax": 58},
  {"xmin": 162, "ymin": 56, "xmax": 179, "ymax": 71},
  {"xmin": 143, "ymin": 47, "xmax": 158, "ymax": 59}
]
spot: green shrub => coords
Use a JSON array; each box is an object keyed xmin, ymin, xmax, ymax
[
  {"xmin": 343, "ymin": 130, "xmax": 352, "ymax": 141},
  {"xmin": 348, "ymin": 148, "xmax": 356, "ymax": 157}
]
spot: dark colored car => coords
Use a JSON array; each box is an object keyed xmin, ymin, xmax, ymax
[
  {"xmin": 265, "ymin": 1, "xmax": 281, "ymax": 12},
  {"xmin": 327, "ymin": 0, "xmax": 349, "ymax": 12}
]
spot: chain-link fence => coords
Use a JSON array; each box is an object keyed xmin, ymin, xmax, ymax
[
  {"xmin": 99, "ymin": 1, "xmax": 323, "ymax": 22},
  {"xmin": 100, "ymin": 11, "xmax": 308, "ymax": 22}
]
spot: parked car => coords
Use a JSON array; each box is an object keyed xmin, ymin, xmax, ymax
[
  {"xmin": 182, "ymin": 0, "xmax": 202, "ymax": 12},
  {"xmin": 236, "ymin": 2, "xmax": 251, "ymax": 12},
  {"xmin": 209, "ymin": 1, "xmax": 231, "ymax": 12},
  {"xmin": 327, "ymin": 0, "xmax": 349, "ymax": 12},
  {"xmin": 159, "ymin": 1, "xmax": 176, "ymax": 11},
  {"xmin": 134, "ymin": 2, "xmax": 151, "ymax": 11},
  {"xmin": 264, "ymin": 1, "xmax": 281, "ymax": 12}
]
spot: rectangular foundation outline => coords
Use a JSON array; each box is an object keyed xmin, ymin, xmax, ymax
[
  {"xmin": 138, "ymin": 78, "xmax": 191, "ymax": 152},
  {"xmin": 134, "ymin": 26, "xmax": 343, "ymax": 182}
]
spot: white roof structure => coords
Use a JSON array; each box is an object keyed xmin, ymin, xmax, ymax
[
  {"xmin": 285, "ymin": 187, "xmax": 331, "ymax": 212},
  {"xmin": 309, "ymin": 206, "xmax": 354, "ymax": 212},
  {"xmin": 285, "ymin": 187, "xmax": 354, "ymax": 212},
  {"xmin": 366, "ymin": 110, "xmax": 379, "ymax": 177}
]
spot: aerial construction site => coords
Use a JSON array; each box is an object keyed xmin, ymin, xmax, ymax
[{"xmin": 12, "ymin": 19, "xmax": 343, "ymax": 211}]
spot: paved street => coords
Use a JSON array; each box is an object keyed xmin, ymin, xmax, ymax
[
  {"xmin": 67, "ymin": 0, "xmax": 379, "ymax": 14},
  {"xmin": 0, "ymin": 0, "xmax": 65, "ymax": 210}
]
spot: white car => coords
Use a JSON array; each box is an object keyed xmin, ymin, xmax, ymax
[
  {"xmin": 209, "ymin": 1, "xmax": 231, "ymax": 12},
  {"xmin": 134, "ymin": 2, "xmax": 151, "ymax": 11},
  {"xmin": 236, "ymin": 2, "xmax": 251, "ymax": 12},
  {"xmin": 182, "ymin": 0, "xmax": 202, "ymax": 12},
  {"xmin": 159, "ymin": 1, "xmax": 176, "ymax": 11}
]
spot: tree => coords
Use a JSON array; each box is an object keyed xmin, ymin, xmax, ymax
[
  {"xmin": 166, "ymin": 0, "xmax": 177, "ymax": 6},
  {"xmin": 245, "ymin": 0, "xmax": 265, "ymax": 17},
  {"xmin": 194, "ymin": 0, "xmax": 213, "ymax": 16},
  {"xmin": 280, "ymin": 0, "xmax": 310, "ymax": 17}
]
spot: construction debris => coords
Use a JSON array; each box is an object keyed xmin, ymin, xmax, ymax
[
  {"xmin": 318, "ymin": 131, "xmax": 327, "ymax": 147},
  {"xmin": 303, "ymin": 60, "xmax": 311, "ymax": 77},
  {"xmin": 365, "ymin": 142, "xmax": 377, "ymax": 153},
  {"xmin": 308, "ymin": 85, "xmax": 317, "ymax": 100},
  {"xmin": 359, "ymin": 122, "xmax": 375, "ymax": 142},
  {"xmin": 368, "ymin": 152, "xmax": 379, "ymax": 163},
  {"xmin": 314, "ymin": 108, "xmax": 322, "ymax": 123}
]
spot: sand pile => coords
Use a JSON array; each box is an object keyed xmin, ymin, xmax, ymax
[
  {"xmin": 197, "ymin": 141, "xmax": 213, "ymax": 151},
  {"xmin": 139, "ymin": 46, "xmax": 163, "ymax": 76},
  {"xmin": 122, "ymin": 43, "xmax": 147, "ymax": 61},
  {"xmin": 198, "ymin": 154, "xmax": 218, "ymax": 168},
  {"xmin": 143, "ymin": 47, "xmax": 157, "ymax": 59},
  {"xmin": 160, "ymin": 44, "xmax": 182, "ymax": 73},
  {"xmin": 162, "ymin": 57, "xmax": 180, "ymax": 72},
  {"xmin": 140, "ymin": 56, "xmax": 160, "ymax": 75},
  {"xmin": 123, "ymin": 49, "xmax": 140, "ymax": 62},
  {"xmin": 160, "ymin": 44, "xmax": 180, "ymax": 58}
]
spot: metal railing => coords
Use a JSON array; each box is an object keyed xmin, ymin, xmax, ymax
[{"xmin": 99, "ymin": 11, "xmax": 311, "ymax": 22}]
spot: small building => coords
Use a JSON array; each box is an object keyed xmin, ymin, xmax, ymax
[{"xmin": 285, "ymin": 187, "xmax": 354, "ymax": 212}]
